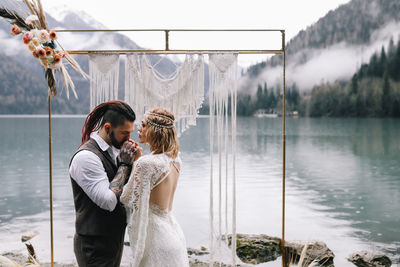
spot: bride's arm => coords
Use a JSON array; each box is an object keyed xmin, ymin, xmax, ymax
[
  {"xmin": 120, "ymin": 156, "xmax": 154, "ymax": 266},
  {"xmin": 120, "ymin": 158, "xmax": 145, "ymax": 208}
]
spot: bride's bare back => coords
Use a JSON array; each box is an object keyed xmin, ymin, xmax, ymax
[{"xmin": 149, "ymin": 161, "xmax": 180, "ymax": 211}]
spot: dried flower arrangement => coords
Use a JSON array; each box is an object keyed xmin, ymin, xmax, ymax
[{"xmin": 0, "ymin": 0, "xmax": 88, "ymax": 98}]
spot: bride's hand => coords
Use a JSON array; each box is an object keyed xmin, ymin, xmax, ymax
[
  {"xmin": 127, "ymin": 139, "xmax": 142, "ymax": 163},
  {"xmin": 132, "ymin": 146, "xmax": 142, "ymax": 162}
]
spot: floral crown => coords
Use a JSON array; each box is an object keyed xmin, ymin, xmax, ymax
[{"xmin": 146, "ymin": 112, "xmax": 175, "ymax": 129}]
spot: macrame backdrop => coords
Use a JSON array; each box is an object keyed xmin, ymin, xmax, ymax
[
  {"xmin": 125, "ymin": 54, "xmax": 204, "ymax": 136},
  {"xmin": 208, "ymin": 53, "xmax": 238, "ymax": 266},
  {"xmin": 89, "ymin": 53, "xmax": 120, "ymax": 110},
  {"xmin": 88, "ymin": 52, "xmax": 238, "ymax": 265}
]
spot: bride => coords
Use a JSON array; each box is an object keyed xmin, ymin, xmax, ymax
[{"xmin": 120, "ymin": 108, "xmax": 190, "ymax": 267}]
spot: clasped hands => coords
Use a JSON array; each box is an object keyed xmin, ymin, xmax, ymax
[{"xmin": 118, "ymin": 139, "xmax": 142, "ymax": 167}]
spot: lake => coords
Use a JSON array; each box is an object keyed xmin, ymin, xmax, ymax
[{"xmin": 0, "ymin": 116, "xmax": 399, "ymax": 266}]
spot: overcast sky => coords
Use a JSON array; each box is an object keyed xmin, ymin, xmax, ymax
[{"xmin": 41, "ymin": 0, "xmax": 352, "ymax": 66}]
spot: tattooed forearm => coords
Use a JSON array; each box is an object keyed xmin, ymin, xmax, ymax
[{"xmin": 109, "ymin": 165, "xmax": 131, "ymax": 197}]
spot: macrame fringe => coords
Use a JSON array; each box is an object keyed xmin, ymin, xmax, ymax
[
  {"xmin": 208, "ymin": 53, "xmax": 238, "ymax": 267},
  {"xmin": 125, "ymin": 54, "xmax": 204, "ymax": 136},
  {"xmin": 88, "ymin": 52, "xmax": 238, "ymax": 266},
  {"xmin": 89, "ymin": 53, "xmax": 120, "ymax": 110}
]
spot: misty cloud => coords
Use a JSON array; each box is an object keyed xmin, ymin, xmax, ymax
[
  {"xmin": 0, "ymin": 31, "xmax": 26, "ymax": 56},
  {"xmin": 245, "ymin": 21, "xmax": 400, "ymax": 92}
]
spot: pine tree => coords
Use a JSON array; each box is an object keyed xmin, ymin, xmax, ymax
[
  {"xmin": 367, "ymin": 53, "xmax": 379, "ymax": 77},
  {"xmin": 263, "ymin": 82, "xmax": 268, "ymax": 109},
  {"xmin": 351, "ymin": 73, "xmax": 358, "ymax": 95},
  {"xmin": 388, "ymin": 38, "xmax": 395, "ymax": 57},
  {"xmin": 291, "ymin": 83, "xmax": 300, "ymax": 110},
  {"xmin": 381, "ymin": 71, "xmax": 391, "ymax": 116},
  {"xmin": 269, "ymin": 88, "xmax": 276, "ymax": 108},
  {"xmin": 378, "ymin": 46, "xmax": 387, "ymax": 77},
  {"xmin": 256, "ymin": 84, "xmax": 263, "ymax": 109},
  {"xmin": 393, "ymin": 39, "xmax": 400, "ymax": 81}
]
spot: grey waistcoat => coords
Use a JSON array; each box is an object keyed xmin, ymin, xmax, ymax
[{"xmin": 70, "ymin": 138, "xmax": 126, "ymax": 237}]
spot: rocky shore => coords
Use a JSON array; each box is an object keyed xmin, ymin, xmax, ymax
[{"xmin": 1, "ymin": 233, "xmax": 393, "ymax": 267}]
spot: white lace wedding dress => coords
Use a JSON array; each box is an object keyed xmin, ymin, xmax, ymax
[{"xmin": 120, "ymin": 153, "xmax": 189, "ymax": 267}]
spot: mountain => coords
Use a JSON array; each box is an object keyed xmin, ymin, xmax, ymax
[
  {"xmin": 0, "ymin": 5, "xmax": 180, "ymax": 114},
  {"xmin": 0, "ymin": 14, "xmax": 88, "ymax": 114},
  {"xmin": 241, "ymin": 0, "xmax": 400, "ymax": 94},
  {"xmin": 0, "ymin": 53, "xmax": 83, "ymax": 113}
]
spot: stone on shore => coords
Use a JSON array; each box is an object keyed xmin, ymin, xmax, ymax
[
  {"xmin": 226, "ymin": 234, "xmax": 335, "ymax": 266},
  {"xmin": 348, "ymin": 251, "xmax": 392, "ymax": 267},
  {"xmin": 189, "ymin": 259, "xmax": 243, "ymax": 267},
  {"xmin": 188, "ymin": 247, "xmax": 210, "ymax": 256},
  {"xmin": 228, "ymin": 234, "xmax": 281, "ymax": 264}
]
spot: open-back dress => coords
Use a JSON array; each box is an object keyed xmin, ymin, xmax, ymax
[{"xmin": 120, "ymin": 153, "xmax": 189, "ymax": 267}]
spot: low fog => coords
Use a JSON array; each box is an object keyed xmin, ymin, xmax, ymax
[{"xmin": 240, "ymin": 21, "xmax": 400, "ymax": 94}]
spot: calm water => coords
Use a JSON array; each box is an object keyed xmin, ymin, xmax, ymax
[{"xmin": 0, "ymin": 116, "xmax": 399, "ymax": 266}]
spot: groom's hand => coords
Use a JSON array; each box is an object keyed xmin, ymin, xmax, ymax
[
  {"xmin": 133, "ymin": 146, "xmax": 142, "ymax": 161},
  {"xmin": 117, "ymin": 141, "xmax": 136, "ymax": 167},
  {"xmin": 127, "ymin": 139, "xmax": 142, "ymax": 162},
  {"xmin": 111, "ymin": 141, "xmax": 137, "ymax": 197}
]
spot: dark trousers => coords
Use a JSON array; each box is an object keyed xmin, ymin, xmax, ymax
[{"xmin": 74, "ymin": 232, "xmax": 125, "ymax": 267}]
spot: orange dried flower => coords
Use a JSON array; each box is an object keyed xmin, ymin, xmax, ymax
[
  {"xmin": 32, "ymin": 50, "xmax": 39, "ymax": 58},
  {"xmin": 53, "ymin": 54, "xmax": 62, "ymax": 64},
  {"xmin": 11, "ymin": 24, "xmax": 21, "ymax": 36},
  {"xmin": 44, "ymin": 46, "xmax": 53, "ymax": 56},
  {"xmin": 49, "ymin": 30, "xmax": 57, "ymax": 40},
  {"xmin": 36, "ymin": 48, "xmax": 46, "ymax": 58}
]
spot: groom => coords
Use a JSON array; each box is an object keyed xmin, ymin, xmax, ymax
[{"xmin": 69, "ymin": 100, "xmax": 141, "ymax": 267}]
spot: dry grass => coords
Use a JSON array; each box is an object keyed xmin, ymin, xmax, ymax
[
  {"xmin": 0, "ymin": 243, "xmax": 40, "ymax": 267},
  {"xmin": 283, "ymin": 242, "xmax": 331, "ymax": 267}
]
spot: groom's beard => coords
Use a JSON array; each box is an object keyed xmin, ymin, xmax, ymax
[{"xmin": 109, "ymin": 130, "xmax": 124, "ymax": 149}]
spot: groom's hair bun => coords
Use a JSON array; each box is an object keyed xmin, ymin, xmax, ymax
[{"xmin": 80, "ymin": 100, "xmax": 136, "ymax": 145}]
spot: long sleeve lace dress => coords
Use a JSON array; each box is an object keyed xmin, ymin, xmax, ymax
[{"xmin": 120, "ymin": 153, "xmax": 190, "ymax": 267}]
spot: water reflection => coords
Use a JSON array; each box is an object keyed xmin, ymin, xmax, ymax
[{"xmin": 0, "ymin": 116, "xmax": 399, "ymax": 264}]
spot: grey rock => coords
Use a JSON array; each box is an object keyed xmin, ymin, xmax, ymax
[
  {"xmin": 227, "ymin": 234, "xmax": 282, "ymax": 264},
  {"xmin": 189, "ymin": 258, "xmax": 243, "ymax": 267},
  {"xmin": 187, "ymin": 247, "xmax": 210, "ymax": 256},
  {"xmin": 348, "ymin": 251, "xmax": 392, "ymax": 267}
]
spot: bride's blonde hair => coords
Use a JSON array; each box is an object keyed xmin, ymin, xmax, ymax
[{"xmin": 145, "ymin": 108, "xmax": 179, "ymax": 158}]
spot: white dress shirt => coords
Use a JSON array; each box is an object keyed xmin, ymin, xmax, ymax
[{"xmin": 69, "ymin": 132, "xmax": 119, "ymax": 212}]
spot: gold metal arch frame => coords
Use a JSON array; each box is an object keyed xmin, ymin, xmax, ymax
[{"xmin": 48, "ymin": 29, "xmax": 287, "ymax": 267}]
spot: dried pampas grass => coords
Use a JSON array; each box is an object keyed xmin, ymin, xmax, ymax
[
  {"xmin": 0, "ymin": 243, "xmax": 40, "ymax": 267},
  {"xmin": 284, "ymin": 241, "xmax": 330, "ymax": 267}
]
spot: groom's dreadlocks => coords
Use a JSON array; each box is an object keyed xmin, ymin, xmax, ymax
[{"xmin": 81, "ymin": 100, "xmax": 136, "ymax": 146}]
